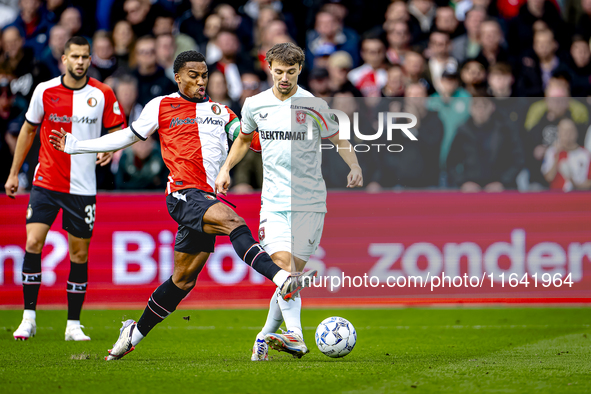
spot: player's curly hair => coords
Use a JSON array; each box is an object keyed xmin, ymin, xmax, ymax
[
  {"xmin": 173, "ymin": 51, "xmax": 206, "ymax": 74},
  {"xmin": 265, "ymin": 42, "xmax": 305, "ymax": 67}
]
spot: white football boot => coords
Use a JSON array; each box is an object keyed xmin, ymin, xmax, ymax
[
  {"xmin": 251, "ymin": 333, "xmax": 269, "ymax": 361},
  {"xmin": 279, "ymin": 270, "xmax": 317, "ymax": 301},
  {"xmin": 265, "ymin": 329, "xmax": 309, "ymax": 358},
  {"xmin": 13, "ymin": 318, "xmax": 36, "ymax": 341},
  {"xmin": 105, "ymin": 319, "xmax": 136, "ymax": 360},
  {"xmin": 65, "ymin": 324, "xmax": 91, "ymax": 341}
]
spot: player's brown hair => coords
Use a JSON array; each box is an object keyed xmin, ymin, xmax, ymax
[{"xmin": 265, "ymin": 42, "xmax": 305, "ymax": 67}]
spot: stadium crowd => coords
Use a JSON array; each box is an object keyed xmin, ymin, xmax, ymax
[{"xmin": 1, "ymin": 0, "xmax": 591, "ymax": 192}]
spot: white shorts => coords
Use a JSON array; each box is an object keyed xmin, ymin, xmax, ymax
[{"xmin": 258, "ymin": 211, "xmax": 325, "ymax": 262}]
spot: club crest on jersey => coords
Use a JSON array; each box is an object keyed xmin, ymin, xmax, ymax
[
  {"xmin": 26, "ymin": 205, "xmax": 33, "ymax": 220},
  {"xmin": 211, "ymin": 104, "xmax": 221, "ymax": 115},
  {"xmin": 296, "ymin": 110, "xmax": 306, "ymax": 124},
  {"xmin": 205, "ymin": 194, "xmax": 216, "ymax": 200},
  {"xmin": 259, "ymin": 227, "xmax": 265, "ymax": 241},
  {"xmin": 87, "ymin": 97, "xmax": 97, "ymax": 107}
]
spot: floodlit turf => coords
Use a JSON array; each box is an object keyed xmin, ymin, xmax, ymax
[{"xmin": 1, "ymin": 307, "xmax": 590, "ymax": 394}]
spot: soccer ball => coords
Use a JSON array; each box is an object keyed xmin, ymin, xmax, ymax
[{"xmin": 315, "ymin": 316, "xmax": 357, "ymax": 358}]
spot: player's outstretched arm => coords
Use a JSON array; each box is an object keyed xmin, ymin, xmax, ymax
[
  {"xmin": 4, "ymin": 121, "xmax": 38, "ymax": 198},
  {"xmin": 328, "ymin": 134, "xmax": 363, "ymax": 188},
  {"xmin": 49, "ymin": 127, "xmax": 140, "ymax": 155},
  {"xmin": 215, "ymin": 131, "xmax": 254, "ymax": 195}
]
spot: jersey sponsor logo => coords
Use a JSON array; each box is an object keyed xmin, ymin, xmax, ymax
[
  {"xmin": 211, "ymin": 104, "xmax": 221, "ymax": 115},
  {"xmin": 259, "ymin": 130, "xmax": 307, "ymax": 140},
  {"xmin": 48, "ymin": 114, "xmax": 98, "ymax": 124},
  {"xmin": 113, "ymin": 101, "xmax": 121, "ymax": 115},
  {"xmin": 169, "ymin": 116, "xmax": 224, "ymax": 128},
  {"xmin": 296, "ymin": 110, "xmax": 306, "ymax": 124},
  {"xmin": 87, "ymin": 97, "xmax": 97, "ymax": 107}
]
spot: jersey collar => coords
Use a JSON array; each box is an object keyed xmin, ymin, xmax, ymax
[
  {"xmin": 60, "ymin": 75, "xmax": 89, "ymax": 91},
  {"xmin": 179, "ymin": 91, "xmax": 209, "ymax": 103}
]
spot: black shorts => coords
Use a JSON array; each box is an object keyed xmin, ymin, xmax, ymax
[
  {"xmin": 26, "ymin": 186, "xmax": 96, "ymax": 239},
  {"xmin": 166, "ymin": 189, "xmax": 220, "ymax": 254}
]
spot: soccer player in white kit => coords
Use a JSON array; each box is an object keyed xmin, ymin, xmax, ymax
[{"xmin": 215, "ymin": 43, "xmax": 363, "ymax": 359}]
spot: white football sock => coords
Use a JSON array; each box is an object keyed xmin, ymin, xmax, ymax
[
  {"xmin": 261, "ymin": 288, "xmax": 283, "ymax": 335},
  {"xmin": 272, "ymin": 270, "xmax": 290, "ymax": 287},
  {"xmin": 66, "ymin": 320, "xmax": 80, "ymax": 328},
  {"xmin": 278, "ymin": 294, "xmax": 302, "ymax": 338},
  {"xmin": 131, "ymin": 326, "xmax": 144, "ymax": 346},
  {"xmin": 23, "ymin": 310, "xmax": 36, "ymax": 320}
]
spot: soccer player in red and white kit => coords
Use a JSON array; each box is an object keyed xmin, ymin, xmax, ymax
[
  {"xmin": 49, "ymin": 51, "xmax": 316, "ymax": 360},
  {"xmin": 5, "ymin": 36, "xmax": 126, "ymax": 341}
]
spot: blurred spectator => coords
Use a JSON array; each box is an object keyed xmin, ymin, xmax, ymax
[
  {"xmin": 112, "ymin": 20, "xmax": 135, "ymax": 68},
  {"xmin": 426, "ymin": 30, "xmax": 457, "ymax": 94},
  {"xmin": 46, "ymin": 0, "xmax": 68, "ymax": 23},
  {"xmin": 568, "ymin": 35, "xmax": 591, "ymax": 96},
  {"xmin": 516, "ymin": 29, "xmax": 570, "ymax": 97},
  {"xmin": 59, "ymin": 7, "xmax": 82, "ymax": 37},
  {"xmin": 403, "ymin": 50, "xmax": 434, "ymax": 94},
  {"xmin": 474, "ymin": 19, "xmax": 509, "ymax": 68},
  {"xmin": 255, "ymin": 18, "xmax": 289, "ymax": 71},
  {"xmin": 542, "ymin": 118, "xmax": 591, "ymax": 191},
  {"xmin": 208, "ymin": 71, "xmax": 239, "ymax": 113},
  {"xmin": 114, "ymin": 74, "xmax": 142, "ymax": 125},
  {"xmin": 460, "ymin": 58, "xmax": 487, "ymax": 95},
  {"xmin": 348, "ymin": 31, "xmax": 388, "ymax": 97},
  {"xmin": 215, "ymin": 3, "xmax": 253, "ymax": 52},
  {"xmin": 447, "ymin": 96, "xmax": 524, "ymax": 191},
  {"xmin": 382, "ymin": 64, "xmax": 405, "ymax": 97},
  {"xmin": 204, "ymin": 14, "xmax": 222, "ymax": 64},
  {"xmin": 0, "ymin": 73, "xmax": 25, "ymax": 185},
  {"xmin": 114, "ymin": 135, "xmax": 169, "ymax": 190},
  {"xmin": 151, "ymin": 14, "xmax": 197, "ymax": 58},
  {"xmin": 0, "ymin": 26, "xmax": 50, "ymax": 101},
  {"xmin": 408, "ymin": 0, "xmax": 436, "ymax": 40},
  {"xmin": 507, "ymin": 0, "xmax": 569, "ymax": 60},
  {"xmin": 231, "ymin": 71, "xmax": 263, "ymax": 194},
  {"xmin": 89, "ymin": 30, "xmax": 119, "ymax": 82},
  {"xmin": 132, "ymin": 35, "xmax": 176, "ymax": 106},
  {"xmin": 575, "ymin": 0, "xmax": 591, "ymax": 41},
  {"xmin": 522, "ymin": 75, "xmax": 589, "ymax": 187},
  {"xmin": 488, "ymin": 62, "xmax": 515, "ymax": 97},
  {"xmin": 155, "ymin": 33, "xmax": 176, "ymax": 83},
  {"xmin": 327, "ymin": 51, "xmax": 361, "ymax": 96},
  {"xmin": 383, "ymin": 0, "xmax": 423, "ymax": 45},
  {"xmin": 178, "ymin": 0, "xmax": 213, "ymax": 52},
  {"xmin": 308, "ymin": 67, "xmax": 331, "ymax": 98},
  {"xmin": 123, "ymin": 0, "xmax": 157, "ymax": 38},
  {"xmin": 306, "ymin": 10, "xmax": 360, "ymax": 69},
  {"xmin": 451, "ymin": 7, "xmax": 486, "ymax": 64},
  {"xmin": 6, "ymin": 0, "xmax": 52, "ymax": 57},
  {"xmin": 426, "ymin": 66, "xmax": 471, "ymax": 182},
  {"xmin": 385, "ymin": 20, "xmax": 411, "ymax": 65},
  {"xmin": 434, "ymin": 6, "xmax": 464, "ymax": 40},
  {"xmin": 38, "ymin": 24, "xmax": 70, "ymax": 77},
  {"xmin": 0, "ymin": 0, "xmax": 18, "ymax": 29},
  {"xmin": 210, "ymin": 29, "xmax": 249, "ymax": 102},
  {"xmin": 391, "ymin": 83, "xmax": 444, "ymax": 188}
]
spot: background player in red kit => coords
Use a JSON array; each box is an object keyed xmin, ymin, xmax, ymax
[
  {"xmin": 49, "ymin": 51, "xmax": 315, "ymax": 360},
  {"xmin": 5, "ymin": 36, "xmax": 126, "ymax": 341}
]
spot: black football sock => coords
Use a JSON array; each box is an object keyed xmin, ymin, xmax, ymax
[
  {"xmin": 67, "ymin": 261, "xmax": 88, "ymax": 321},
  {"xmin": 136, "ymin": 276, "xmax": 189, "ymax": 337},
  {"xmin": 229, "ymin": 225, "xmax": 281, "ymax": 281},
  {"xmin": 22, "ymin": 252, "xmax": 42, "ymax": 311}
]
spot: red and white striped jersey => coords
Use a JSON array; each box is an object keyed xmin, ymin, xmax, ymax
[
  {"xmin": 130, "ymin": 92, "xmax": 241, "ymax": 194},
  {"xmin": 25, "ymin": 76, "xmax": 126, "ymax": 195},
  {"xmin": 542, "ymin": 146, "xmax": 591, "ymax": 192}
]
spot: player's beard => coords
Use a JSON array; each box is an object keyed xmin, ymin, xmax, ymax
[{"xmin": 67, "ymin": 65, "xmax": 88, "ymax": 81}]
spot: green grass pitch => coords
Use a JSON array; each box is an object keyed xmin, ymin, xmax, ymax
[{"xmin": 1, "ymin": 307, "xmax": 590, "ymax": 393}]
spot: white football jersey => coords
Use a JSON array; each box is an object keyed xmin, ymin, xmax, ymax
[{"xmin": 241, "ymin": 87, "xmax": 338, "ymax": 212}]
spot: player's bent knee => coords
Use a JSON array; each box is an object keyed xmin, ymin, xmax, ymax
[{"xmin": 25, "ymin": 238, "xmax": 45, "ymax": 254}]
